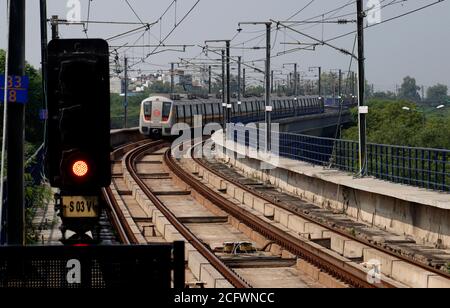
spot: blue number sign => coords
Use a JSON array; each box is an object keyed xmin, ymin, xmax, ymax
[{"xmin": 0, "ymin": 75, "xmax": 30, "ymax": 104}]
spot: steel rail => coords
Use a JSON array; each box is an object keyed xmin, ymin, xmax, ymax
[
  {"xmin": 167, "ymin": 148, "xmax": 392, "ymax": 288},
  {"xmin": 125, "ymin": 142, "xmax": 251, "ymax": 289},
  {"xmin": 101, "ymin": 139, "xmax": 162, "ymax": 244},
  {"xmin": 193, "ymin": 146, "xmax": 450, "ymax": 282}
]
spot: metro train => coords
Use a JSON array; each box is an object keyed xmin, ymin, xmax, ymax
[{"xmin": 139, "ymin": 95, "xmax": 324, "ymax": 137}]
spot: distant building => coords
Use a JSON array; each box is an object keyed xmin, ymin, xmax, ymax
[
  {"xmin": 162, "ymin": 69, "xmax": 184, "ymax": 85},
  {"xmin": 110, "ymin": 77, "xmax": 122, "ymax": 94}
]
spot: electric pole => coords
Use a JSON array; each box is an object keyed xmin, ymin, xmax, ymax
[
  {"xmin": 318, "ymin": 66, "xmax": 322, "ymax": 98},
  {"xmin": 51, "ymin": 15, "xmax": 59, "ymax": 39},
  {"xmin": 242, "ymin": 68, "xmax": 246, "ymax": 97},
  {"xmin": 289, "ymin": 73, "xmax": 292, "ymax": 93},
  {"xmin": 265, "ymin": 22, "xmax": 272, "ymax": 152},
  {"xmin": 237, "ymin": 56, "xmax": 241, "ymax": 103},
  {"xmin": 208, "ymin": 65, "xmax": 211, "ymax": 95},
  {"xmin": 357, "ymin": 0, "xmax": 367, "ymax": 176},
  {"xmin": 170, "ymin": 62, "xmax": 175, "ymax": 94},
  {"xmin": 226, "ymin": 40, "xmax": 231, "ymax": 125},
  {"xmin": 271, "ymin": 70, "xmax": 274, "ymax": 93},
  {"xmin": 205, "ymin": 40, "xmax": 232, "ymax": 126},
  {"xmin": 294, "ymin": 64, "xmax": 298, "ymax": 97},
  {"xmin": 7, "ymin": 0, "xmax": 26, "ymax": 245},
  {"xmin": 221, "ymin": 49, "xmax": 226, "ymax": 129},
  {"xmin": 338, "ymin": 69, "xmax": 342, "ymax": 99},
  {"xmin": 124, "ymin": 57, "xmax": 128, "ymax": 128}
]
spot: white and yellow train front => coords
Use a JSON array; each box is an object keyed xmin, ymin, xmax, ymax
[{"xmin": 139, "ymin": 96, "xmax": 174, "ymax": 137}]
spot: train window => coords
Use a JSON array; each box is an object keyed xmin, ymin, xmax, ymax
[
  {"xmin": 184, "ymin": 105, "xmax": 192, "ymax": 124},
  {"xmin": 177, "ymin": 105, "xmax": 184, "ymax": 122},
  {"xmin": 245, "ymin": 102, "xmax": 251, "ymax": 113},
  {"xmin": 206, "ymin": 104, "xmax": 212, "ymax": 116},
  {"xmin": 255, "ymin": 101, "xmax": 261, "ymax": 112},
  {"xmin": 143, "ymin": 101, "xmax": 152, "ymax": 121},
  {"xmin": 162, "ymin": 102, "xmax": 172, "ymax": 121},
  {"xmin": 212, "ymin": 103, "xmax": 219, "ymax": 121}
]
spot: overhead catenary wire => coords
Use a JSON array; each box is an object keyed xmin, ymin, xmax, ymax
[
  {"xmin": 125, "ymin": 0, "xmax": 146, "ymax": 26},
  {"xmin": 82, "ymin": 0, "xmax": 92, "ymax": 37},
  {"xmin": 319, "ymin": 0, "xmax": 445, "ymax": 45},
  {"xmin": 129, "ymin": 0, "xmax": 201, "ymax": 69}
]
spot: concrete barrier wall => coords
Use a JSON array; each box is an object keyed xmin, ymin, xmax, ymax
[
  {"xmin": 110, "ymin": 128, "xmax": 146, "ymax": 148},
  {"xmin": 216, "ymin": 143, "xmax": 450, "ymax": 249}
]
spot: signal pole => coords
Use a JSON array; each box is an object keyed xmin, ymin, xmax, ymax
[
  {"xmin": 7, "ymin": 0, "xmax": 26, "ymax": 245},
  {"xmin": 40, "ymin": 0, "xmax": 48, "ymax": 124},
  {"xmin": 124, "ymin": 57, "xmax": 128, "ymax": 128},
  {"xmin": 357, "ymin": 0, "xmax": 367, "ymax": 176}
]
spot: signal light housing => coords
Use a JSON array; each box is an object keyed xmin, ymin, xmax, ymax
[{"xmin": 47, "ymin": 39, "xmax": 111, "ymax": 192}]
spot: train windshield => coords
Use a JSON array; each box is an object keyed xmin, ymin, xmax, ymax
[
  {"xmin": 162, "ymin": 102, "xmax": 172, "ymax": 121},
  {"xmin": 144, "ymin": 101, "xmax": 152, "ymax": 120}
]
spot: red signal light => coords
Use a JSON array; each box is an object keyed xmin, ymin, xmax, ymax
[{"xmin": 72, "ymin": 160, "xmax": 89, "ymax": 177}]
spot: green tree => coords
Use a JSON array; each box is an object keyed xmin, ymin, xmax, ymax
[
  {"xmin": 399, "ymin": 76, "xmax": 421, "ymax": 102},
  {"xmin": 372, "ymin": 91, "xmax": 397, "ymax": 100},
  {"xmin": 342, "ymin": 99, "xmax": 450, "ymax": 149},
  {"xmin": 426, "ymin": 84, "xmax": 448, "ymax": 103}
]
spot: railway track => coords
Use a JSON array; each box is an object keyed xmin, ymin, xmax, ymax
[
  {"xmin": 102, "ymin": 137, "xmax": 449, "ymax": 288},
  {"xmin": 185, "ymin": 141, "xmax": 450, "ymax": 288},
  {"xmin": 102, "ymin": 139, "xmax": 328, "ymax": 288}
]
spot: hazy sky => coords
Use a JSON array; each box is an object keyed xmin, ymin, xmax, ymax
[{"xmin": 1, "ymin": 0, "xmax": 449, "ymax": 92}]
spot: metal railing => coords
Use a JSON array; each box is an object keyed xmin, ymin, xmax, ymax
[{"xmin": 233, "ymin": 126, "xmax": 450, "ymax": 192}]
